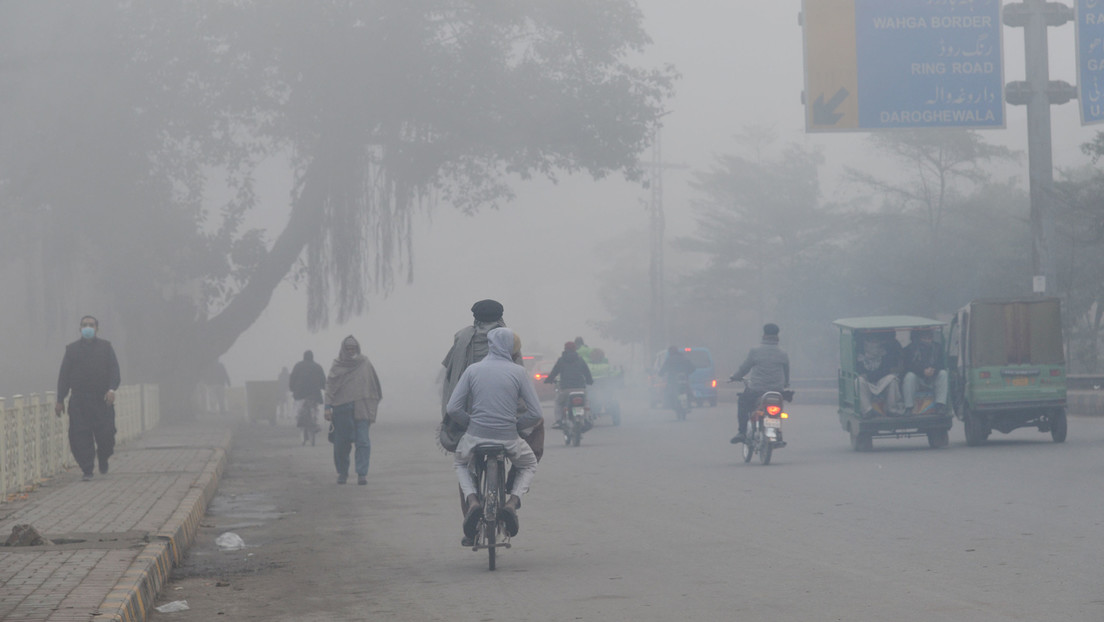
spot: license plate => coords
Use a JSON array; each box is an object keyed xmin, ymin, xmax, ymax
[
  {"xmin": 764, "ymin": 418, "xmax": 781, "ymax": 428},
  {"xmin": 1011, "ymin": 377, "xmax": 1030, "ymax": 386},
  {"xmin": 573, "ymin": 407, "xmax": 585, "ymax": 416}
]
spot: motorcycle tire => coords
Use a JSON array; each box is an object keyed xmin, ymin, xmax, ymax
[
  {"xmin": 759, "ymin": 439, "xmax": 772, "ymax": 465},
  {"xmin": 742, "ymin": 435, "xmax": 754, "ymax": 463}
]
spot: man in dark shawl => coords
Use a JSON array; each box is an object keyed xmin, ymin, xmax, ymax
[
  {"xmin": 324, "ymin": 336, "xmax": 382, "ymax": 485},
  {"xmin": 55, "ymin": 315, "xmax": 121, "ymax": 481}
]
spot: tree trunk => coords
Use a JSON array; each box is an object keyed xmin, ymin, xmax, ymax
[{"xmin": 158, "ymin": 160, "xmax": 329, "ymax": 418}]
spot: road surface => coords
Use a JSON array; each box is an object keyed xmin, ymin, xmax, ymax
[{"xmin": 151, "ymin": 399, "xmax": 1104, "ymax": 621}]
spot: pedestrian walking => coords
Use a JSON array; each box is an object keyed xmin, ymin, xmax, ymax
[
  {"xmin": 55, "ymin": 315, "xmax": 121, "ymax": 481},
  {"xmin": 290, "ymin": 350, "xmax": 326, "ymax": 445},
  {"xmin": 324, "ymin": 336, "xmax": 382, "ymax": 485}
]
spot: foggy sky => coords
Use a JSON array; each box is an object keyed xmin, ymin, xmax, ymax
[{"xmin": 215, "ymin": 1, "xmax": 1099, "ymax": 406}]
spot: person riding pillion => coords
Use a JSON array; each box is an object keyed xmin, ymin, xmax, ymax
[
  {"xmin": 729, "ymin": 323, "xmax": 790, "ymax": 444},
  {"xmin": 447, "ymin": 327, "xmax": 543, "ymax": 545},
  {"xmin": 544, "ymin": 341, "xmax": 593, "ymax": 429}
]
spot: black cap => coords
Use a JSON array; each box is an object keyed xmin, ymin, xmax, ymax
[
  {"xmin": 471, "ymin": 299, "xmax": 504, "ymax": 322},
  {"xmin": 763, "ymin": 323, "xmax": 780, "ymax": 336}
]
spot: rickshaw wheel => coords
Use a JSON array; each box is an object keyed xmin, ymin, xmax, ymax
[
  {"xmin": 849, "ymin": 425, "xmax": 872, "ymax": 452},
  {"xmin": 926, "ymin": 429, "xmax": 949, "ymax": 448},
  {"xmin": 1050, "ymin": 409, "xmax": 1067, "ymax": 443},
  {"xmin": 963, "ymin": 408, "xmax": 988, "ymax": 446}
]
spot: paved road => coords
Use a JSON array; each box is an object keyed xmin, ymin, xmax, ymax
[{"xmin": 151, "ymin": 400, "xmax": 1104, "ymax": 622}]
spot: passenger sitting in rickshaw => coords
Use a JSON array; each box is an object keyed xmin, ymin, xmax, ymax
[
  {"xmin": 857, "ymin": 333, "xmax": 904, "ymax": 417},
  {"xmin": 901, "ymin": 328, "xmax": 948, "ymax": 415}
]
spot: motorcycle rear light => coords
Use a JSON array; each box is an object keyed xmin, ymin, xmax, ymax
[
  {"xmin": 766, "ymin": 405, "xmax": 782, "ymax": 416},
  {"xmin": 534, "ymin": 374, "xmax": 542, "ymax": 380},
  {"xmin": 711, "ymin": 379, "xmax": 717, "ymax": 388},
  {"xmin": 980, "ymin": 371, "xmax": 990, "ymax": 379}
]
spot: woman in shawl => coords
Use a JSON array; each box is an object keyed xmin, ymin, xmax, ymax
[{"xmin": 324, "ymin": 336, "xmax": 382, "ymax": 485}]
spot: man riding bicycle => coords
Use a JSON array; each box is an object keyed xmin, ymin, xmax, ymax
[{"xmin": 447, "ymin": 327, "xmax": 543, "ymax": 546}]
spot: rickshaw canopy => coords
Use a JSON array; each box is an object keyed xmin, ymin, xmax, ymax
[{"xmin": 832, "ymin": 316, "xmax": 946, "ymax": 331}]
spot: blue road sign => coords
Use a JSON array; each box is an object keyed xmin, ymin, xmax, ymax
[
  {"xmin": 805, "ymin": 0, "xmax": 1005, "ymax": 131},
  {"xmin": 1076, "ymin": 0, "xmax": 1104, "ymax": 124}
]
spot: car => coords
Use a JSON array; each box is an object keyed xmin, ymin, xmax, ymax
[{"xmin": 648, "ymin": 347, "xmax": 718, "ymax": 408}]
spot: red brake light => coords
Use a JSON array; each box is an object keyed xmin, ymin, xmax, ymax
[
  {"xmin": 685, "ymin": 347, "xmax": 691, "ymax": 352},
  {"xmin": 766, "ymin": 405, "xmax": 782, "ymax": 416},
  {"xmin": 534, "ymin": 374, "xmax": 542, "ymax": 380},
  {"xmin": 711, "ymin": 379, "xmax": 717, "ymax": 388},
  {"xmin": 979, "ymin": 371, "xmax": 990, "ymax": 379}
]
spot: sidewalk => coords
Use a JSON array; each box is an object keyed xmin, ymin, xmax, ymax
[{"xmin": 0, "ymin": 416, "xmax": 233, "ymax": 622}]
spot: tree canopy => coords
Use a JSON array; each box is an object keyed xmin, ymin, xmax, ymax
[{"xmin": 0, "ymin": 1, "xmax": 677, "ymax": 405}]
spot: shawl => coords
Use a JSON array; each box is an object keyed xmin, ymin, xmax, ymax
[{"xmin": 326, "ymin": 336, "xmax": 383, "ymax": 421}]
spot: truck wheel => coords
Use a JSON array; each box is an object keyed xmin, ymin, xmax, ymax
[{"xmin": 1050, "ymin": 409, "xmax": 1067, "ymax": 443}]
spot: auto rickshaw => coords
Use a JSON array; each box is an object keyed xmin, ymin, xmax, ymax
[
  {"xmin": 947, "ymin": 297, "xmax": 1067, "ymax": 445},
  {"xmin": 833, "ymin": 316, "xmax": 953, "ymax": 451}
]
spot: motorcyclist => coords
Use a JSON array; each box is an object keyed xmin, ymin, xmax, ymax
[
  {"xmin": 658, "ymin": 346, "xmax": 695, "ymax": 413},
  {"xmin": 544, "ymin": 341, "xmax": 593, "ymax": 429},
  {"xmin": 729, "ymin": 323, "xmax": 790, "ymax": 444}
]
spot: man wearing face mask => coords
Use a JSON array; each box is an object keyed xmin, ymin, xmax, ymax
[{"xmin": 55, "ymin": 315, "xmax": 121, "ymax": 481}]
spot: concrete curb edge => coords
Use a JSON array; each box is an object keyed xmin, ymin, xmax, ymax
[{"xmin": 93, "ymin": 428, "xmax": 232, "ymax": 622}]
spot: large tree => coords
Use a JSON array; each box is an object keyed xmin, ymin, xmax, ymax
[{"xmin": 0, "ymin": 1, "xmax": 676, "ymax": 410}]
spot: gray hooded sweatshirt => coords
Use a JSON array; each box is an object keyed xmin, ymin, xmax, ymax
[{"xmin": 446, "ymin": 327, "xmax": 543, "ymax": 440}]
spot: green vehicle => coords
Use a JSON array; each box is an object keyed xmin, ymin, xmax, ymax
[
  {"xmin": 833, "ymin": 316, "xmax": 953, "ymax": 451},
  {"xmin": 947, "ymin": 297, "xmax": 1067, "ymax": 445}
]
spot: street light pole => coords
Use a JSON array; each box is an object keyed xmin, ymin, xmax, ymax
[{"xmin": 1004, "ymin": 0, "xmax": 1076, "ymax": 295}]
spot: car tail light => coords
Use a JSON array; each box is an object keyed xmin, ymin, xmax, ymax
[
  {"xmin": 685, "ymin": 347, "xmax": 692, "ymax": 352},
  {"xmin": 534, "ymin": 374, "xmax": 543, "ymax": 380},
  {"xmin": 766, "ymin": 405, "xmax": 782, "ymax": 416},
  {"xmin": 571, "ymin": 396, "xmax": 584, "ymax": 406}
]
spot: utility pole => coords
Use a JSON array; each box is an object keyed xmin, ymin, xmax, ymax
[
  {"xmin": 1004, "ymin": 1, "xmax": 1076, "ymax": 295},
  {"xmin": 644, "ymin": 125, "xmax": 689, "ymax": 360},
  {"xmin": 646, "ymin": 126, "xmax": 667, "ymax": 360}
]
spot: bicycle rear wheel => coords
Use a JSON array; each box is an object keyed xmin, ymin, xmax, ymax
[{"xmin": 483, "ymin": 458, "xmax": 500, "ymax": 571}]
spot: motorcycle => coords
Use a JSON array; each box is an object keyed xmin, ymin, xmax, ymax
[
  {"xmin": 671, "ymin": 372, "xmax": 692, "ymax": 421},
  {"xmin": 737, "ymin": 382, "xmax": 793, "ymax": 465},
  {"xmin": 557, "ymin": 387, "xmax": 592, "ymax": 447}
]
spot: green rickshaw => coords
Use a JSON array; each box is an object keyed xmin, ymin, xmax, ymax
[
  {"xmin": 947, "ymin": 297, "xmax": 1067, "ymax": 445},
  {"xmin": 833, "ymin": 316, "xmax": 954, "ymax": 451}
]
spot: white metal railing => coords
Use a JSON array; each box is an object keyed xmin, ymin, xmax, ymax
[{"xmin": 0, "ymin": 384, "xmax": 159, "ymax": 503}]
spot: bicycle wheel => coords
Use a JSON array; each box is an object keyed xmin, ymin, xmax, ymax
[{"xmin": 483, "ymin": 458, "xmax": 499, "ymax": 571}]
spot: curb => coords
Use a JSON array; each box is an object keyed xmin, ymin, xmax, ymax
[{"xmin": 94, "ymin": 429, "xmax": 232, "ymax": 622}]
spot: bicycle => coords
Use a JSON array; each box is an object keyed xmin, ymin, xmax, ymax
[{"xmin": 468, "ymin": 443, "xmax": 512, "ymax": 570}]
